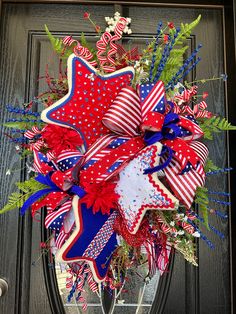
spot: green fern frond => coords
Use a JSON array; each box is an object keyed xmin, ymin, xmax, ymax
[
  {"xmin": 198, "ymin": 116, "xmax": 236, "ymax": 140},
  {"xmin": 3, "ymin": 121, "xmax": 45, "ymax": 130},
  {"xmin": 16, "ymin": 177, "xmax": 45, "ymax": 193},
  {"xmin": 175, "ymin": 15, "xmax": 201, "ymax": 45},
  {"xmin": 0, "ymin": 178, "xmax": 47, "ymax": 214},
  {"xmin": 45, "ymin": 25, "xmax": 64, "ymax": 54},
  {"xmin": 45, "ymin": 25, "xmax": 74, "ymax": 60},
  {"xmin": 195, "ymin": 186, "xmax": 209, "ymax": 229},
  {"xmin": 204, "ymin": 159, "xmax": 220, "ymax": 173}
]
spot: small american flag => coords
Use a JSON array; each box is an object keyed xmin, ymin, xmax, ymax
[
  {"xmin": 45, "ymin": 200, "xmax": 71, "ymax": 229},
  {"xmin": 139, "ymin": 81, "xmax": 166, "ymax": 119}
]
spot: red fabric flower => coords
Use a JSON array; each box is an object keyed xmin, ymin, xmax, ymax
[
  {"xmin": 82, "ymin": 181, "xmax": 119, "ymax": 215},
  {"xmin": 168, "ymin": 22, "xmax": 175, "ymax": 29},
  {"xmin": 202, "ymin": 91, "xmax": 209, "ymax": 99},
  {"xmin": 41, "ymin": 125, "xmax": 83, "ymax": 156},
  {"xmin": 84, "ymin": 12, "xmax": 90, "ymax": 19}
]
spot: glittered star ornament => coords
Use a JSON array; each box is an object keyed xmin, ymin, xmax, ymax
[
  {"xmin": 41, "ymin": 54, "xmax": 134, "ymax": 150},
  {"xmin": 115, "ymin": 142, "xmax": 179, "ymax": 234},
  {"xmin": 56, "ymin": 196, "xmax": 118, "ymax": 283}
]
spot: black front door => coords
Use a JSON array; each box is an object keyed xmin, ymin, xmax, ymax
[{"xmin": 0, "ymin": 2, "xmax": 235, "ymax": 314}]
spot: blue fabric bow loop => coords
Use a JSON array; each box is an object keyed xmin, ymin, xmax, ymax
[
  {"xmin": 144, "ymin": 112, "xmax": 181, "ymax": 145},
  {"xmin": 143, "ymin": 145, "xmax": 173, "ymax": 174},
  {"xmin": 143, "ymin": 112, "xmax": 181, "ymax": 174},
  {"xmin": 20, "ymin": 173, "xmax": 86, "ymax": 216}
]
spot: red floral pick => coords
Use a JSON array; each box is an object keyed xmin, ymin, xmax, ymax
[
  {"xmin": 202, "ymin": 91, "xmax": 209, "ymax": 99},
  {"xmin": 163, "ymin": 34, "xmax": 169, "ymax": 44},
  {"xmin": 41, "ymin": 124, "xmax": 83, "ymax": 157},
  {"xmin": 82, "ymin": 181, "xmax": 119, "ymax": 215},
  {"xmin": 95, "ymin": 25, "xmax": 101, "ymax": 33},
  {"xmin": 168, "ymin": 22, "xmax": 175, "ymax": 29},
  {"xmin": 84, "ymin": 12, "xmax": 90, "ymax": 19}
]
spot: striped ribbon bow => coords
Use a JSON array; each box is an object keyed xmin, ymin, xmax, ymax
[{"xmin": 101, "ymin": 80, "xmax": 204, "ymax": 175}]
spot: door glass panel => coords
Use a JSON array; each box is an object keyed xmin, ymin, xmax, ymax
[{"xmin": 55, "ymin": 262, "xmax": 160, "ymax": 313}]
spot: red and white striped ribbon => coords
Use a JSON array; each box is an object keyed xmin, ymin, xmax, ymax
[
  {"xmin": 189, "ymin": 141, "xmax": 208, "ymax": 165},
  {"xmin": 24, "ymin": 126, "xmax": 41, "ymax": 139},
  {"xmin": 55, "ymin": 228, "xmax": 69, "ymax": 249},
  {"xmin": 181, "ymin": 221, "xmax": 195, "ymax": 234},
  {"xmin": 31, "ymin": 139, "xmax": 45, "ymax": 151},
  {"xmin": 46, "ymin": 151, "xmax": 56, "ymax": 161},
  {"xmin": 84, "ymin": 267, "xmax": 98, "ymax": 292},
  {"xmin": 175, "ymin": 85, "xmax": 198, "ymax": 105},
  {"xmin": 96, "ymin": 17, "xmax": 127, "ymax": 72},
  {"xmin": 162, "ymin": 157, "xmax": 205, "ymax": 209},
  {"xmin": 63, "ymin": 36, "xmax": 97, "ymax": 67},
  {"xmin": 77, "ymin": 296, "xmax": 87, "ymax": 311},
  {"xmin": 66, "ymin": 269, "xmax": 74, "ymax": 289},
  {"xmin": 102, "ymin": 86, "xmax": 141, "ymax": 136}
]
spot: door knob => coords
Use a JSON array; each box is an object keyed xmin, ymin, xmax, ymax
[{"xmin": 0, "ymin": 279, "xmax": 8, "ymax": 297}]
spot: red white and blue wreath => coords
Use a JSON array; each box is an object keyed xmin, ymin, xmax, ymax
[{"xmin": 1, "ymin": 12, "xmax": 234, "ymax": 309}]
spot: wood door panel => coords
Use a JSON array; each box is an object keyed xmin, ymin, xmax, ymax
[
  {"xmin": 126, "ymin": 6, "xmax": 229, "ymax": 313},
  {"xmin": 0, "ymin": 3, "xmax": 231, "ymax": 314}
]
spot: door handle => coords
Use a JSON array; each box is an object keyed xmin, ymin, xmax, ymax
[{"xmin": 0, "ymin": 279, "xmax": 8, "ymax": 297}]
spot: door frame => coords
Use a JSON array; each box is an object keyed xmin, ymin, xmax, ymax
[{"xmin": 0, "ymin": 1, "xmax": 236, "ymax": 313}]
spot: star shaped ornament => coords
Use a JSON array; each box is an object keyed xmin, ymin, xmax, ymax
[
  {"xmin": 56, "ymin": 196, "xmax": 118, "ymax": 283},
  {"xmin": 115, "ymin": 142, "xmax": 179, "ymax": 234},
  {"xmin": 41, "ymin": 54, "xmax": 134, "ymax": 149}
]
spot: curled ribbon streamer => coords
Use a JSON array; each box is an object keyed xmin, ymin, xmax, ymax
[
  {"xmin": 174, "ymin": 85, "xmax": 198, "ymax": 105},
  {"xmin": 96, "ymin": 17, "xmax": 127, "ymax": 72},
  {"xmin": 63, "ymin": 36, "xmax": 97, "ymax": 67},
  {"xmin": 66, "ymin": 269, "xmax": 74, "ymax": 289},
  {"xmin": 143, "ymin": 145, "xmax": 173, "ymax": 174},
  {"xmin": 84, "ymin": 267, "xmax": 98, "ymax": 292},
  {"xmin": 181, "ymin": 101, "xmax": 211, "ymax": 119}
]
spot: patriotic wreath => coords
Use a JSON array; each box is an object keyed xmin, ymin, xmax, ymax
[{"xmin": 1, "ymin": 12, "xmax": 235, "ymax": 308}]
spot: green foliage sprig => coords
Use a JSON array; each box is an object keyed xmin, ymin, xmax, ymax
[
  {"xmin": 174, "ymin": 15, "xmax": 201, "ymax": 45},
  {"xmin": 0, "ymin": 178, "xmax": 47, "ymax": 214},
  {"xmin": 45, "ymin": 25, "xmax": 74, "ymax": 60},
  {"xmin": 204, "ymin": 159, "xmax": 220, "ymax": 173},
  {"xmin": 143, "ymin": 15, "xmax": 201, "ymax": 86},
  {"xmin": 195, "ymin": 186, "xmax": 209, "ymax": 229},
  {"xmin": 3, "ymin": 121, "xmax": 45, "ymax": 130},
  {"xmin": 45, "ymin": 26, "xmax": 97, "ymax": 62},
  {"xmin": 198, "ymin": 116, "xmax": 236, "ymax": 140}
]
